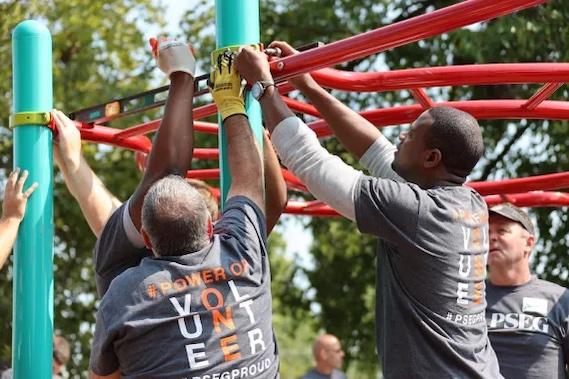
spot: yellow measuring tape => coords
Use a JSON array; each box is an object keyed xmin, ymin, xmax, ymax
[{"xmin": 9, "ymin": 112, "xmax": 52, "ymax": 128}]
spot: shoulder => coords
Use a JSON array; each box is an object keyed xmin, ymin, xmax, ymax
[
  {"xmin": 215, "ymin": 195, "xmax": 267, "ymax": 237},
  {"xmin": 533, "ymin": 278, "xmax": 568, "ymax": 298},
  {"xmin": 102, "ymin": 258, "xmax": 158, "ymax": 303}
]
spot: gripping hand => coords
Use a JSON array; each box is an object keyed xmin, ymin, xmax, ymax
[
  {"xmin": 150, "ymin": 37, "xmax": 196, "ymax": 78},
  {"xmin": 209, "ymin": 48, "xmax": 246, "ymax": 121}
]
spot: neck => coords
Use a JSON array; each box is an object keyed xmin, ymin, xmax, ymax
[
  {"xmin": 489, "ymin": 265, "xmax": 532, "ymax": 286},
  {"xmin": 315, "ymin": 363, "xmax": 333, "ymax": 375},
  {"xmin": 412, "ymin": 170, "xmax": 465, "ymax": 189}
]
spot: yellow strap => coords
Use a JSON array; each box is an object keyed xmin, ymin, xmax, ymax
[{"xmin": 9, "ymin": 112, "xmax": 51, "ymax": 128}]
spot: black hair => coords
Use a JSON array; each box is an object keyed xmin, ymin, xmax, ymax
[{"xmin": 426, "ymin": 106, "xmax": 485, "ymax": 177}]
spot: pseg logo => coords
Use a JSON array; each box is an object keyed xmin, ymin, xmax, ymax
[{"xmin": 488, "ymin": 312, "xmax": 550, "ymax": 333}]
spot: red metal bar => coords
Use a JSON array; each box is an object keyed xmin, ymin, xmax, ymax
[
  {"xmin": 115, "ymin": 117, "xmax": 220, "ymax": 141},
  {"xmin": 269, "ymin": 0, "xmax": 546, "ymax": 81},
  {"xmin": 469, "ymin": 172, "xmax": 569, "ymax": 196},
  {"xmin": 194, "ymin": 121, "xmax": 220, "ymax": 135},
  {"xmin": 309, "ymin": 100, "xmax": 569, "ymax": 137},
  {"xmin": 282, "ymin": 97, "xmax": 321, "ymax": 118},
  {"xmin": 283, "ymin": 191, "xmax": 569, "ymax": 217},
  {"xmin": 522, "ymin": 82, "xmax": 564, "ymax": 110},
  {"xmin": 193, "ymin": 103, "xmax": 218, "ymax": 120},
  {"xmin": 484, "ymin": 191, "xmax": 569, "ymax": 207},
  {"xmin": 282, "ymin": 169, "xmax": 309, "ymax": 192},
  {"xmin": 285, "ymin": 200, "xmax": 341, "ymax": 216},
  {"xmin": 115, "ymin": 119, "xmax": 161, "ymax": 140},
  {"xmin": 309, "ymin": 64, "xmax": 569, "ymax": 92},
  {"xmin": 187, "ymin": 168, "xmax": 220, "ymax": 180},
  {"xmin": 80, "ymin": 125, "xmax": 152, "ymax": 153},
  {"xmin": 411, "ymin": 88, "xmax": 433, "ymax": 109}
]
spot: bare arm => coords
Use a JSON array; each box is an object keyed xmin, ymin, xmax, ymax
[
  {"xmin": 235, "ymin": 47, "xmax": 360, "ymax": 221},
  {"xmin": 263, "ymin": 132, "xmax": 287, "ymax": 233},
  {"xmin": 269, "ymin": 41, "xmax": 382, "ymax": 159},
  {"xmin": 130, "ymin": 40, "xmax": 196, "ymax": 230},
  {"xmin": 0, "ymin": 169, "xmax": 38, "ymax": 269},
  {"xmin": 52, "ymin": 110, "xmax": 122, "ymax": 238},
  {"xmin": 225, "ymin": 115, "xmax": 264, "ymax": 212}
]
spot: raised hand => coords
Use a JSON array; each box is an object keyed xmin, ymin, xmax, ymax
[
  {"xmin": 234, "ymin": 45, "xmax": 273, "ymax": 85},
  {"xmin": 267, "ymin": 41, "xmax": 315, "ymax": 90},
  {"xmin": 2, "ymin": 168, "xmax": 38, "ymax": 223},
  {"xmin": 149, "ymin": 37, "xmax": 196, "ymax": 79},
  {"xmin": 208, "ymin": 48, "xmax": 246, "ymax": 121},
  {"xmin": 52, "ymin": 109, "xmax": 81, "ymax": 172}
]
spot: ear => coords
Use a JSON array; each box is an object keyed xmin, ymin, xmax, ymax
[
  {"xmin": 423, "ymin": 148, "xmax": 442, "ymax": 169},
  {"xmin": 141, "ymin": 227, "xmax": 153, "ymax": 250},
  {"xmin": 207, "ymin": 217, "xmax": 213, "ymax": 240},
  {"xmin": 524, "ymin": 234, "xmax": 536, "ymax": 258}
]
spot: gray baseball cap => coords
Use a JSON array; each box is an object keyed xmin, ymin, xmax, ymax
[{"xmin": 489, "ymin": 203, "xmax": 535, "ymax": 235}]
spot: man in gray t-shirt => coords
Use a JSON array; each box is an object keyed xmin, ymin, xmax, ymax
[
  {"xmin": 235, "ymin": 45, "xmax": 502, "ymax": 377},
  {"xmin": 90, "ymin": 48, "xmax": 279, "ymax": 378},
  {"xmin": 90, "ymin": 194, "xmax": 279, "ymax": 378},
  {"xmin": 487, "ymin": 204, "xmax": 569, "ymax": 378}
]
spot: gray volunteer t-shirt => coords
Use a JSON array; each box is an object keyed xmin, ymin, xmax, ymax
[
  {"xmin": 486, "ymin": 277, "xmax": 569, "ymax": 379},
  {"xmin": 355, "ymin": 176, "xmax": 502, "ymax": 378},
  {"xmin": 90, "ymin": 196, "xmax": 279, "ymax": 379},
  {"xmin": 94, "ymin": 201, "xmax": 152, "ymax": 297},
  {"xmin": 300, "ymin": 368, "xmax": 347, "ymax": 379}
]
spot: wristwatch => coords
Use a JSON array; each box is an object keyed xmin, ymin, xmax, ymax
[{"xmin": 251, "ymin": 80, "xmax": 275, "ymax": 101}]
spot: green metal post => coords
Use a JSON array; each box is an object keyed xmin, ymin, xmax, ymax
[
  {"xmin": 11, "ymin": 20, "xmax": 54, "ymax": 379},
  {"xmin": 215, "ymin": 0, "xmax": 263, "ymax": 208}
]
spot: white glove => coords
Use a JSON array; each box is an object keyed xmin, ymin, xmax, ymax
[{"xmin": 150, "ymin": 37, "xmax": 196, "ymax": 79}]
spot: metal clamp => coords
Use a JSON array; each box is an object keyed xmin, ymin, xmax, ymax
[{"xmin": 9, "ymin": 112, "xmax": 52, "ymax": 128}]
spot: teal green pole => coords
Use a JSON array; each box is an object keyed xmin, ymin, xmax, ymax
[
  {"xmin": 215, "ymin": 0, "xmax": 263, "ymax": 208},
  {"xmin": 11, "ymin": 20, "xmax": 54, "ymax": 379}
]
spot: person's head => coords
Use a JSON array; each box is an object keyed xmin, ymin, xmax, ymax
[
  {"xmin": 141, "ymin": 175, "xmax": 212, "ymax": 257},
  {"xmin": 53, "ymin": 335, "xmax": 70, "ymax": 375},
  {"xmin": 313, "ymin": 334, "xmax": 345, "ymax": 373},
  {"xmin": 392, "ymin": 106, "xmax": 484, "ymax": 187},
  {"xmin": 488, "ymin": 204, "xmax": 536, "ymax": 276},
  {"xmin": 186, "ymin": 178, "xmax": 219, "ymax": 221}
]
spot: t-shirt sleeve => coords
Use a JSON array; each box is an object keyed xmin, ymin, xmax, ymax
[
  {"xmin": 89, "ymin": 308, "xmax": 119, "ymax": 376},
  {"xmin": 271, "ymin": 116, "xmax": 361, "ymax": 221},
  {"xmin": 354, "ymin": 175, "xmax": 420, "ymax": 244},
  {"xmin": 214, "ymin": 196, "xmax": 268, "ymax": 257},
  {"xmin": 359, "ymin": 134, "xmax": 404, "ymax": 182},
  {"xmin": 94, "ymin": 199, "xmax": 151, "ymax": 297}
]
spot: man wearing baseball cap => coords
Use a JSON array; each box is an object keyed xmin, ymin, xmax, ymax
[{"xmin": 487, "ymin": 203, "xmax": 569, "ymax": 379}]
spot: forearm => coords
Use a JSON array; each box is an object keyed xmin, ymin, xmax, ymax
[
  {"xmin": 263, "ymin": 132, "xmax": 287, "ymax": 233},
  {"xmin": 0, "ymin": 217, "xmax": 21, "ymax": 269},
  {"xmin": 271, "ymin": 116, "xmax": 360, "ymax": 221},
  {"xmin": 297, "ymin": 78, "xmax": 381, "ymax": 159},
  {"xmin": 259, "ymin": 87, "xmax": 296, "ymax": 134},
  {"xmin": 130, "ymin": 73, "xmax": 195, "ymax": 229},
  {"xmin": 143, "ymin": 74, "xmax": 194, "ymax": 179},
  {"xmin": 60, "ymin": 154, "xmax": 121, "ymax": 237},
  {"xmin": 225, "ymin": 115, "xmax": 265, "ymax": 212}
]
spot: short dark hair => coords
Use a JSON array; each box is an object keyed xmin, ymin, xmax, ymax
[
  {"xmin": 425, "ymin": 107, "xmax": 485, "ymax": 178},
  {"xmin": 142, "ymin": 175, "xmax": 210, "ymax": 256}
]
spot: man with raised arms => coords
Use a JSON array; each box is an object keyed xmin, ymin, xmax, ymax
[{"xmin": 234, "ymin": 43, "xmax": 502, "ymax": 378}]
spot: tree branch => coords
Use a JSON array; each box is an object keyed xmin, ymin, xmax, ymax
[{"xmin": 477, "ymin": 123, "xmax": 531, "ymax": 181}]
